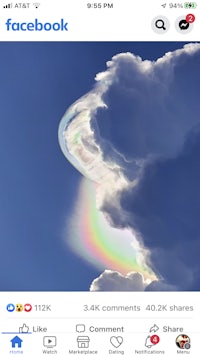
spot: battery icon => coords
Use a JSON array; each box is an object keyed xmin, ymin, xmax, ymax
[{"xmin": 184, "ymin": 2, "xmax": 197, "ymax": 8}]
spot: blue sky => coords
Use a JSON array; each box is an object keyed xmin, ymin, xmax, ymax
[{"xmin": 0, "ymin": 41, "xmax": 198, "ymax": 291}]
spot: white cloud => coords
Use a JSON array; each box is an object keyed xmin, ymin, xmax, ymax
[
  {"xmin": 90, "ymin": 270, "xmax": 177, "ymax": 291},
  {"xmin": 90, "ymin": 270, "xmax": 148, "ymax": 291}
]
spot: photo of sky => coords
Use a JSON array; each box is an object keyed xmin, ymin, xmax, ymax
[{"xmin": 0, "ymin": 42, "xmax": 200, "ymax": 291}]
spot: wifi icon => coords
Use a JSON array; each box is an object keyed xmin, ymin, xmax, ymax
[{"xmin": 33, "ymin": 2, "xmax": 40, "ymax": 8}]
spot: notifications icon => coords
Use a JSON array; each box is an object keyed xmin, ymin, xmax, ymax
[{"xmin": 145, "ymin": 335, "xmax": 160, "ymax": 348}]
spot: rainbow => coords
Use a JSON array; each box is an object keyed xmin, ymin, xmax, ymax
[
  {"xmin": 59, "ymin": 98, "xmax": 156, "ymax": 281},
  {"xmin": 68, "ymin": 178, "xmax": 156, "ymax": 280}
]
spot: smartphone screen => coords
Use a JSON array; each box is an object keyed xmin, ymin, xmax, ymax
[{"xmin": 0, "ymin": 0, "xmax": 199, "ymax": 354}]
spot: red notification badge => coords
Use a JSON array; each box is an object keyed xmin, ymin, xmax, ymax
[
  {"xmin": 150, "ymin": 335, "xmax": 160, "ymax": 345},
  {"xmin": 186, "ymin": 14, "xmax": 195, "ymax": 23}
]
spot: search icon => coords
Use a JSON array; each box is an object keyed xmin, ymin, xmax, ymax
[
  {"xmin": 155, "ymin": 19, "xmax": 166, "ymax": 30},
  {"xmin": 151, "ymin": 16, "xmax": 170, "ymax": 34}
]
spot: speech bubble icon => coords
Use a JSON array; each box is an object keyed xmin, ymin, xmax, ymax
[{"xmin": 76, "ymin": 324, "xmax": 85, "ymax": 333}]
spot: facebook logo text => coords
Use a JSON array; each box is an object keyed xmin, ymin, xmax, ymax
[{"xmin": 5, "ymin": 19, "xmax": 68, "ymax": 31}]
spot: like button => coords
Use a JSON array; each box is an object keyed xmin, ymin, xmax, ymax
[{"xmin": 19, "ymin": 324, "xmax": 29, "ymax": 333}]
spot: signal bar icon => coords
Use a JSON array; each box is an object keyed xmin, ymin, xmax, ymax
[{"xmin": 3, "ymin": 3, "xmax": 12, "ymax": 8}]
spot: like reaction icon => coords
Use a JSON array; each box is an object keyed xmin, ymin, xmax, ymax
[
  {"xmin": 19, "ymin": 324, "xmax": 29, "ymax": 333},
  {"xmin": 7, "ymin": 304, "xmax": 15, "ymax": 312}
]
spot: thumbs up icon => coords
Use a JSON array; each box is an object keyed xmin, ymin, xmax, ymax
[{"xmin": 19, "ymin": 324, "xmax": 29, "ymax": 333}]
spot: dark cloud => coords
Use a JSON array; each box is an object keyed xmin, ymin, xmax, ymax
[
  {"xmin": 95, "ymin": 46, "xmax": 200, "ymax": 165},
  {"xmin": 92, "ymin": 45, "xmax": 200, "ymax": 290},
  {"xmin": 145, "ymin": 280, "xmax": 177, "ymax": 291},
  {"xmin": 120, "ymin": 127, "xmax": 200, "ymax": 289}
]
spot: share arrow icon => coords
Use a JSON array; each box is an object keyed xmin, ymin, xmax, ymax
[{"xmin": 150, "ymin": 324, "xmax": 159, "ymax": 333}]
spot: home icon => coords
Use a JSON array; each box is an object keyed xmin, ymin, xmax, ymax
[
  {"xmin": 10, "ymin": 336, "xmax": 23, "ymax": 348},
  {"xmin": 77, "ymin": 335, "xmax": 90, "ymax": 348}
]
